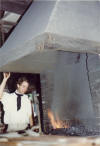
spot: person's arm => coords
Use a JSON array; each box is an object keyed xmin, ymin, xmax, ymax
[
  {"xmin": 0, "ymin": 72, "xmax": 10, "ymax": 99},
  {"xmin": 29, "ymin": 100, "xmax": 34, "ymax": 128},
  {"xmin": 29, "ymin": 115, "xmax": 34, "ymax": 128}
]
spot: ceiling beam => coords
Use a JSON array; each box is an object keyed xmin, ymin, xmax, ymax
[
  {"xmin": 0, "ymin": 0, "xmax": 32, "ymax": 15},
  {"xmin": 0, "ymin": 10, "xmax": 5, "ymax": 19},
  {"xmin": 0, "ymin": 20, "xmax": 16, "ymax": 26}
]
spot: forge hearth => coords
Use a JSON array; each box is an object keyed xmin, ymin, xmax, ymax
[
  {"xmin": 42, "ymin": 117, "xmax": 100, "ymax": 136},
  {"xmin": 49, "ymin": 126, "xmax": 100, "ymax": 136},
  {"xmin": 48, "ymin": 122, "xmax": 100, "ymax": 136}
]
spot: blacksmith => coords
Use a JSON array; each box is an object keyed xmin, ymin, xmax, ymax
[{"xmin": 0, "ymin": 72, "xmax": 33, "ymax": 132}]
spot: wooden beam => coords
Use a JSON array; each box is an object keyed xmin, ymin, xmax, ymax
[
  {"xmin": 0, "ymin": 24, "xmax": 5, "ymax": 45},
  {"xmin": 0, "ymin": 0, "xmax": 32, "ymax": 15},
  {"xmin": 0, "ymin": 20, "xmax": 16, "ymax": 26},
  {"xmin": 0, "ymin": 10, "xmax": 5, "ymax": 19}
]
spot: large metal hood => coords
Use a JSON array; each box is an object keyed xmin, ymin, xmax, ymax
[{"xmin": 0, "ymin": 0, "xmax": 100, "ymax": 73}]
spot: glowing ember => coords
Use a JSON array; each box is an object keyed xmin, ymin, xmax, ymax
[{"xmin": 48, "ymin": 109, "xmax": 69, "ymax": 129}]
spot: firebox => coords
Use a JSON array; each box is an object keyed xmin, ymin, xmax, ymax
[{"xmin": 40, "ymin": 51, "xmax": 100, "ymax": 136}]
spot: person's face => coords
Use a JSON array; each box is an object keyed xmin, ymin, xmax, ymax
[{"xmin": 17, "ymin": 81, "xmax": 29, "ymax": 94}]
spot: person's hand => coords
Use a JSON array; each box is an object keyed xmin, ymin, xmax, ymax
[{"xmin": 3, "ymin": 72, "xmax": 10, "ymax": 81}]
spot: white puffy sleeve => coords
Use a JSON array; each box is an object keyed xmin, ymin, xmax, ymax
[{"xmin": 0, "ymin": 92, "xmax": 10, "ymax": 104}]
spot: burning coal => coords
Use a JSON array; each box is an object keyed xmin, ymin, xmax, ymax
[{"xmin": 48, "ymin": 109, "xmax": 69, "ymax": 129}]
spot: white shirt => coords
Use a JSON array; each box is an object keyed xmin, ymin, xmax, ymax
[{"xmin": 0, "ymin": 91, "xmax": 32, "ymax": 131}]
